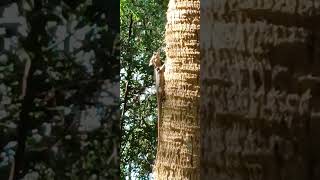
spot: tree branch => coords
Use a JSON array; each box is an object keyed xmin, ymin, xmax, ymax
[{"xmin": 121, "ymin": 81, "xmax": 130, "ymax": 126}]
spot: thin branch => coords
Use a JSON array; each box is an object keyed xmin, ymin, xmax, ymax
[
  {"xmin": 8, "ymin": 158, "xmax": 14, "ymax": 180},
  {"xmin": 121, "ymin": 81, "xmax": 130, "ymax": 123},
  {"xmin": 120, "ymin": 14, "xmax": 134, "ymax": 129},
  {"xmin": 128, "ymin": 14, "xmax": 133, "ymax": 45},
  {"xmin": 10, "ymin": 53, "xmax": 33, "ymax": 179},
  {"xmin": 21, "ymin": 59, "xmax": 31, "ymax": 98}
]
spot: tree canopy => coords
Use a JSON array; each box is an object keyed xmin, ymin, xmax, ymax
[
  {"xmin": 120, "ymin": 0, "xmax": 167, "ymax": 179},
  {"xmin": 0, "ymin": 0, "xmax": 119, "ymax": 179}
]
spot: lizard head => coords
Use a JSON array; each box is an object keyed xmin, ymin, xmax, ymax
[{"xmin": 149, "ymin": 51, "xmax": 160, "ymax": 67}]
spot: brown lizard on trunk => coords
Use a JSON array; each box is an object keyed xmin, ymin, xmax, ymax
[{"xmin": 149, "ymin": 50, "xmax": 165, "ymax": 157}]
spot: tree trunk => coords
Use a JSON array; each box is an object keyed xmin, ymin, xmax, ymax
[
  {"xmin": 201, "ymin": 0, "xmax": 320, "ymax": 179},
  {"xmin": 153, "ymin": 0, "xmax": 200, "ymax": 179}
]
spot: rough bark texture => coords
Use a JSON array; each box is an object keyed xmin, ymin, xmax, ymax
[
  {"xmin": 153, "ymin": 0, "xmax": 200, "ymax": 179},
  {"xmin": 201, "ymin": 0, "xmax": 320, "ymax": 179}
]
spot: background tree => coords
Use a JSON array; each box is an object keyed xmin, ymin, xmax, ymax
[
  {"xmin": 0, "ymin": 0, "xmax": 119, "ymax": 179},
  {"xmin": 120, "ymin": 0, "xmax": 168, "ymax": 179},
  {"xmin": 201, "ymin": 0, "xmax": 320, "ymax": 179}
]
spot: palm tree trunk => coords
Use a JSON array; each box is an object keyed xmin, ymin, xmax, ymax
[
  {"xmin": 201, "ymin": 0, "xmax": 320, "ymax": 179},
  {"xmin": 153, "ymin": 0, "xmax": 200, "ymax": 179}
]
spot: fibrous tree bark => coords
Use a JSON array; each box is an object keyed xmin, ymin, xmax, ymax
[
  {"xmin": 153, "ymin": 0, "xmax": 200, "ymax": 179},
  {"xmin": 201, "ymin": 0, "xmax": 320, "ymax": 179}
]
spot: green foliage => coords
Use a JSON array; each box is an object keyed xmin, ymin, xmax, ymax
[
  {"xmin": 120, "ymin": 0, "xmax": 166, "ymax": 179},
  {"xmin": 0, "ymin": 0, "xmax": 119, "ymax": 179}
]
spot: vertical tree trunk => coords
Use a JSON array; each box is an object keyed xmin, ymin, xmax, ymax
[
  {"xmin": 153, "ymin": 0, "xmax": 200, "ymax": 179},
  {"xmin": 201, "ymin": 0, "xmax": 320, "ymax": 179}
]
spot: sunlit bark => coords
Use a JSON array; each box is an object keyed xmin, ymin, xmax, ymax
[{"xmin": 153, "ymin": 0, "xmax": 200, "ymax": 179}]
